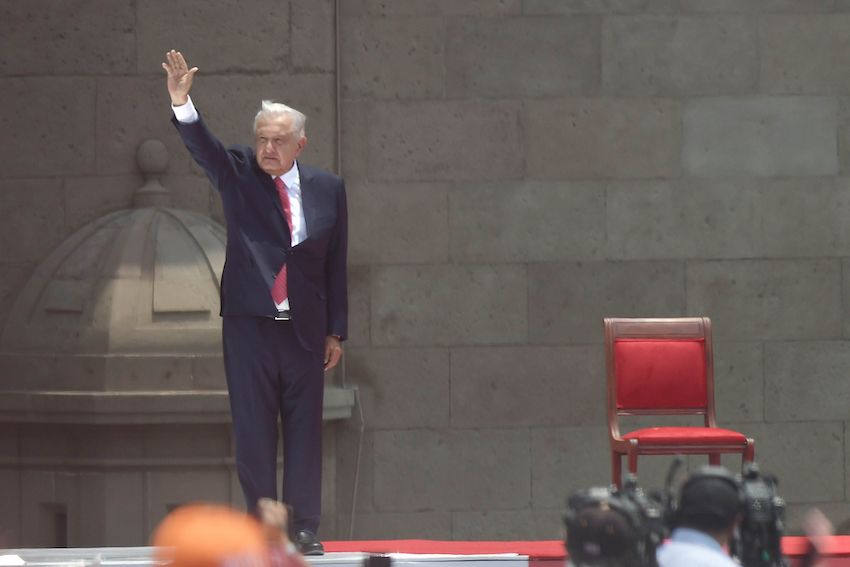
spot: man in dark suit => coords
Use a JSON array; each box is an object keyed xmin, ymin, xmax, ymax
[{"xmin": 163, "ymin": 50, "xmax": 347, "ymax": 555}]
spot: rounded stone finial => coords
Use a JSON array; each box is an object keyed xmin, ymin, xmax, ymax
[
  {"xmin": 137, "ymin": 138, "xmax": 170, "ymax": 175},
  {"xmin": 134, "ymin": 139, "xmax": 171, "ymax": 208}
]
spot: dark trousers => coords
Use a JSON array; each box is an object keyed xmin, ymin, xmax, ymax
[{"xmin": 222, "ymin": 316, "xmax": 325, "ymax": 534}]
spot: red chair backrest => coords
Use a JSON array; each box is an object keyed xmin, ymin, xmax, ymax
[{"xmin": 613, "ymin": 338, "xmax": 708, "ymax": 411}]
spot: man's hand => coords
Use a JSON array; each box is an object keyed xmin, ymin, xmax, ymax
[
  {"xmin": 324, "ymin": 336, "xmax": 343, "ymax": 372},
  {"xmin": 162, "ymin": 49, "xmax": 198, "ymax": 106}
]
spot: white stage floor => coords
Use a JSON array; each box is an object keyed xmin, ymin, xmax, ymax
[{"xmin": 0, "ymin": 547, "xmax": 528, "ymax": 567}]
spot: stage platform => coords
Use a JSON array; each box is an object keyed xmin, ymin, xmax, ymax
[{"xmin": 3, "ymin": 537, "xmax": 850, "ymax": 567}]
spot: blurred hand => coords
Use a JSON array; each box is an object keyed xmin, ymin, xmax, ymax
[
  {"xmin": 257, "ymin": 497, "xmax": 290, "ymax": 546},
  {"xmin": 324, "ymin": 336, "xmax": 342, "ymax": 372}
]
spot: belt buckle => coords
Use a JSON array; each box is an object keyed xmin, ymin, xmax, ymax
[{"xmin": 274, "ymin": 310, "xmax": 291, "ymax": 321}]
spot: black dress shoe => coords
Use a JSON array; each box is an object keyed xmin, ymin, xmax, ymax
[{"xmin": 295, "ymin": 530, "xmax": 325, "ymax": 556}]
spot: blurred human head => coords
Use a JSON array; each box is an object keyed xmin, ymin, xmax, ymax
[
  {"xmin": 566, "ymin": 503, "xmax": 637, "ymax": 567},
  {"xmin": 152, "ymin": 503, "xmax": 269, "ymax": 567},
  {"xmin": 676, "ymin": 466, "xmax": 741, "ymax": 538}
]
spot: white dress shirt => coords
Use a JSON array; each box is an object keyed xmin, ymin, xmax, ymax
[{"xmin": 657, "ymin": 528, "xmax": 740, "ymax": 567}]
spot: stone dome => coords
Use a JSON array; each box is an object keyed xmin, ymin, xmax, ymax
[{"xmin": 0, "ymin": 139, "xmax": 225, "ymax": 357}]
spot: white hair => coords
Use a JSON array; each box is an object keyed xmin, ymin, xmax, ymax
[{"xmin": 253, "ymin": 100, "xmax": 307, "ymax": 137}]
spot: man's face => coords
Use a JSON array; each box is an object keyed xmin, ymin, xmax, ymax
[{"xmin": 255, "ymin": 115, "xmax": 306, "ymax": 176}]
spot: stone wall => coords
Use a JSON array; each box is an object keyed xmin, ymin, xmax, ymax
[{"xmin": 2, "ymin": 0, "xmax": 849, "ymax": 544}]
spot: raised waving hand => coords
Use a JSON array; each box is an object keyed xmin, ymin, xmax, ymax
[{"xmin": 162, "ymin": 50, "xmax": 198, "ymax": 106}]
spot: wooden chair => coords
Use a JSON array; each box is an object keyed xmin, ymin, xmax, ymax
[{"xmin": 604, "ymin": 317, "xmax": 755, "ymax": 487}]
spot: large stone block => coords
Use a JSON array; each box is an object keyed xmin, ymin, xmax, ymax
[
  {"xmin": 764, "ymin": 341, "xmax": 850, "ymax": 422},
  {"xmin": 340, "ymin": 99, "xmax": 370, "ymax": 181},
  {"xmin": 103, "ymin": 472, "xmax": 146, "ymax": 545},
  {"xmin": 335, "ymin": 425, "xmax": 375, "ymax": 514},
  {"xmin": 713, "ymin": 342, "xmax": 763, "ymax": 423},
  {"xmin": 0, "ymin": 469, "xmax": 21, "ymax": 546},
  {"xmin": 76, "ymin": 473, "xmax": 107, "ymax": 546},
  {"xmin": 524, "ymin": 99, "xmax": 680, "ymax": 179},
  {"xmin": 531, "ymin": 426, "xmax": 611, "ymax": 508},
  {"xmin": 19, "ymin": 425, "xmax": 144, "ymax": 460},
  {"xmin": 683, "ymin": 97, "xmax": 838, "ymax": 176},
  {"xmin": 0, "ymin": 78, "xmax": 95, "ymax": 177},
  {"xmin": 95, "ymin": 77, "xmax": 197, "ymax": 176},
  {"xmin": 761, "ymin": 15, "xmax": 850, "ymax": 93},
  {"xmin": 0, "ymin": 179, "xmax": 66, "ymax": 264},
  {"xmin": 607, "ymin": 179, "xmax": 760, "ymax": 260},
  {"xmin": 348, "ymin": 182, "xmax": 449, "ymax": 265},
  {"xmin": 337, "ymin": 511, "xmax": 452, "ymax": 540},
  {"xmin": 372, "ymin": 265, "xmax": 527, "ymax": 346},
  {"xmin": 522, "ymin": 0, "xmax": 647, "ymax": 12},
  {"xmin": 291, "ymin": 0, "xmax": 335, "ymax": 72},
  {"xmin": 723, "ymin": 421, "xmax": 844, "ymax": 503},
  {"xmin": 341, "ymin": 0, "xmax": 522, "ymax": 15},
  {"xmin": 143, "ymin": 424, "xmax": 231, "ymax": 458},
  {"xmin": 367, "ymin": 101, "xmax": 523, "ymax": 182},
  {"xmin": 21, "ymin": 470, "xmax": 61, "ymax": 546},
  {"xmin": 446, "ymin": 18, "xmax": 599, "ymax": 98},
  {"xmin": 449, "ymin": 181, "xmax": 606, "ymax": 263},
  {"xmin": 0, "ymin": 263, "xmax": 34, "ymax": 332},
  {"xmin": 603, "ymin": 16, "xmax": 757, "ymax": 95},
  {"xmin": 453, "ymin": 509, "xmax": 560, "ymax": 540},
  {"xmin": 136, "ymin": 0, "xmax": 289, "ymax": 74},
  {"xmin": 147, "ymin": 470, "xmax": 232, "ymax": 529},
  {"xmin": 104, "ymin": 356, "xmax": 195, "ymax": 391},
  {"xmin": 672, "ymin": 0, "xmax": 833, "ymax": 12},
  {"xmin": 0, "ymin": 425, "xmax": 17, "ymax": 458},
  {"xmin": 527, "ymin": 261, "xmax": 686, "ymax": 344},
  {"xmin": 166, "ymin": 174, "xmax": 216, "ymax": 216},
  {"xmin": 346, "ymin": 348, "xmax": 450, "ymax": 429},
  {"xmin": 189, "ymin": 355, "xmax": 226, "ymax": 390},
  {"xmin": 841, "ymin": 98, "xmax": 850, "ymax": 175},
  {"xmin": 0, "ymin": 0, "xmax": 134, "ymax": 75},
  {"xmin": 342, "ymin": 17, "xmax": 445, "ymax": 99},
  {"xmin": 347, "ymin": 265, "xmax": 371, "ymax": 348},
  {"xmin": 759, "ymin": 178, "xmax": 850, "ymax": 258},
  {"xmin": 686, "ymin": 259, "xmax": 842, "ymax": 340},
  {"xmin": 373, "ymin": 428, "xmax": 531, "ymax": 511},
  {"xmin": 171, "ymin": 74, "xmax": 337, "ymax": 173},
  {"xmin": 451, "ymin": 346, "xmax": 604, "ymax": 428},
  {"xmin": 63, "ymin": 176, "xmax": 137, "ymax": 233}
]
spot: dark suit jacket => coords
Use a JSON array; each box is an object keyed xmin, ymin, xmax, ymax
[{"xmin": 172, "ymin": 114, "xmax": 348, "ymax": 353}]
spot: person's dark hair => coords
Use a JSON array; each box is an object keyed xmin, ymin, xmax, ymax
[{"xmin": 676, "ymin": 470, "xmax": 741, "ymax": 534}]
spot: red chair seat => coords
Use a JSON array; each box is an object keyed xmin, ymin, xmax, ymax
[{"xmin": 623, "ymin": 427, "xmax": 748, "ymax": 445}]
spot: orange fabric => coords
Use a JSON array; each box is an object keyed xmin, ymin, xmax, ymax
[
  {"xmin": 623, "ymin": 426, "xmax": 747, "ymax": 445},
  {"xmin": 152, "ymin": 504, "xmax": 269, "ymax": 567},
  {"xmin": 614, "ymin": 339, "xmax": 706, "ymax": 410}
]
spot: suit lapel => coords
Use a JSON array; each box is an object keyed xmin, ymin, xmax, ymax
[{"xmin": 299, "ymin": 163, "xmax": 319, "ymax": 241}]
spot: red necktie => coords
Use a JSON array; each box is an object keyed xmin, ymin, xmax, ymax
[{"xmin": 271, "ymin": 177, "xmax": 292, "ymax": 305}]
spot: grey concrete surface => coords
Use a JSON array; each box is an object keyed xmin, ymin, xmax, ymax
[{"xmin": 602, "ymin": 16, "xmax": 758, "ymax": 95}]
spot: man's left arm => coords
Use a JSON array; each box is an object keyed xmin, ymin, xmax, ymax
[{"xmin": 324, "ymin": 179, "xmax": 348, "ymax": 371}]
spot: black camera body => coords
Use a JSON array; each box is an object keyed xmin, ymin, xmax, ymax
[
  {"xmin": 733, "ymin": 463, "xmax": 788, "ymax": 567},
  {"xmin": 564, "ymin": 476, "xmax": 666, "ymax": 567}
]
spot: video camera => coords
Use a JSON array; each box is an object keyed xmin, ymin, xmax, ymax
[
  {"xmin": 733, "ymin": 463, "xmax": 788, "ymax": 567},
  {"xmin": 564, "ymin": 475, "xmax": 665, "ymax": 567},
  {"xmin": 564, "ymin": 460, "xmax": 788, "ymax": 567}
]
